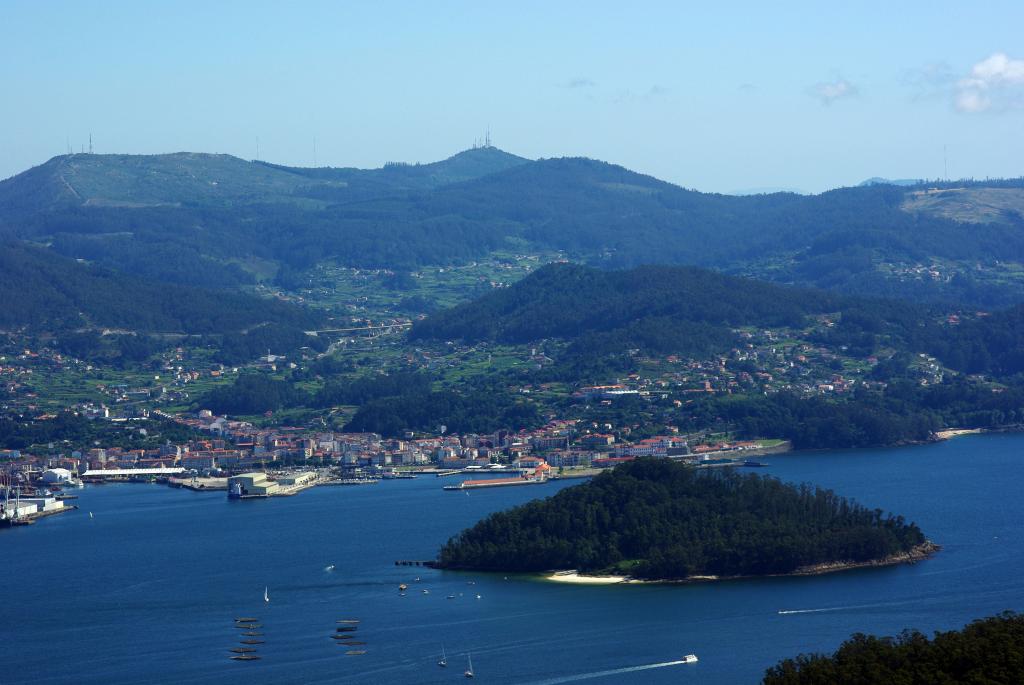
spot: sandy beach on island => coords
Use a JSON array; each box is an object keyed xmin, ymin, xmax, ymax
[
  {"xmin": 546, "ymin": 571, "xmax": 629, "ymax": 584},
  {"xmin": 542, "ymin": 542, "xmax": 939, "ymax": 586},
  {"xmin": 934, "ymin": 428, "xmax": 985, "ymax": 440}
]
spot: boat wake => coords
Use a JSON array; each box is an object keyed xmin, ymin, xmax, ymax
[
  {"xmin": 528, "ymin": 659, "xmax": 694, "ymax": 684},
  {"xmin": 777, "ymin": 600, "xmax": 908, "ymax": 615},
  {"xmin": 777, "ymin": 607, "xmax": 846, "ymax": 615}
]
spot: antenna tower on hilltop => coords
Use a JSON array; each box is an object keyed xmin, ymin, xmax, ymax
[
  {"xmin": 485, "ymin": 127, "xmax": 491, "ymax": 148},
  {"xmin": 88, "ymin": 133, "xmax": 93, "ymax": 154}
]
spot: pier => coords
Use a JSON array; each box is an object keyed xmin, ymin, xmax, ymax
[{"xmin": 1, "ymin": 504, "xmax": 77, "ymax": 527}]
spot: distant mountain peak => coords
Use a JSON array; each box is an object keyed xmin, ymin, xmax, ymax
[{"xmin": 859, "ymin": 177, "xmax": 922, "ymax": 187}]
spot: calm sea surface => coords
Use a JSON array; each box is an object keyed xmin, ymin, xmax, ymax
[{"xmin": 4, "ymin": 433, "xmax": 1023, "ymax": 684}]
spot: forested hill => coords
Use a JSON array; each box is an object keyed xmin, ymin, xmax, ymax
[
  {"xmin": 763, "ymin": 612, "xmax": 1024, "ymax": 684},
  {"xmin": 411, "ymin": 262, "xmax": 868, "ymax": 359},
  {"xmin": 0, "ymin": 242, "xmax": 316, "ymax": 334},
  {"xmin": 436, "ymin": 458, "xmax": 929, "ymax": 579},
  {"xmin": 2, "ymin": 148, "xmax": 1022, "ymax": 304},
  {"xmin": 412, "ymin": 262, "xmax": 1024, "ymax": 381}
]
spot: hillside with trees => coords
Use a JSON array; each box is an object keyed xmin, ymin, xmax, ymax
[
  {"xmin": 0, "ymin": 242, "xmax": 315, "ymax": 334},
  {"xmin": 0, "ymin": 242, "xmax": 324, "ymax": 364},
  {"xmin": 437, "ymin": 459, "xmax": 929, "ymax": 579},
  {"xmin": 413, "ymin": 262, "xmax": 1024, "ymax": 381},
  {"xmin": 411, "ymin": 262, "xmax": 843, "ymax": 349},
  {"xmin": 763, "ymin": 612, "xmax": 1024, "ymax": 684},
  {"xmin": 2, "ymin": 148, "xmax": 1023, "ymax": 305}
]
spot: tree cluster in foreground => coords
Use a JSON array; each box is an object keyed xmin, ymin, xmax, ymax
[
  {"xmin": 763, "ymin": 612, "xmax": 1024, "ymax": 684},
  {"xmin": 437, "ymin": 459, "xmax": 925, "ymax": 579}
]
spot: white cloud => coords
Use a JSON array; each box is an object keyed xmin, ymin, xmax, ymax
[
  {"xmin": 955, "ymin": 52, "xmax": 1024, "ymax": 113},
  {"xmin": 955, "ymin": 88, "xmax": 990, "ymax": 113},
  {"xmin": 809, "ymin": 78, "xmax": 858, "ymax": 105}
]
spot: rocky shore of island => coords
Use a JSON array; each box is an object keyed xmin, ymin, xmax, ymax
[{"xmin": 542, "ymin": 541, "xmax": 941, "ymax": 585}]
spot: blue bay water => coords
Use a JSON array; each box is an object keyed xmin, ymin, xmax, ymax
[{"xmin": 3, "ymin": 432, "xmax": 1023, "ymax": 684}]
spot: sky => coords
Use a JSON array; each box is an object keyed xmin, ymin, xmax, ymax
[{"xmin": 2, "ymin": 1, "xmax": 1023, "ymax": 193}]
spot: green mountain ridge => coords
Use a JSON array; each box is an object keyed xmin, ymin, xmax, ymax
[
  {"xmin": 2, "ymin": 147, "xmax": 1023, "ymax": 305},
  {"xmin": 0, "ymin": 147, "xmax": 530, "ymax": 213}
]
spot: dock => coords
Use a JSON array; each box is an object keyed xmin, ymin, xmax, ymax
[
  {"xmin": 1, "ymin": 504, "xmax": 77, "ymax": 527},
  {"xmin": 434, "ymin": 470, "xmax": 462, "ymax": 478},
  {"xmin": 443, "ymin": 477, "xmax": 547, "ymax": 491}
]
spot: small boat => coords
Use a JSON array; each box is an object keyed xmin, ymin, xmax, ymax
[
  {"xmin": 325, "ymin": 564, "xmax": 335, "ymax": 572},
  {"xmin": 475, "ymin": 595, "xmax": 482, "ymax": 600},
  {"xmin": 337, "ymin": 619, "xmax": 360, "ymax": 624},
  {"xmin": 446, "ymin": 594, "xmax": 456, "ymax": 599},
  {"xmin": 414, "ymin": 577, "xmax": 421, "ymax": 582},
  {"xmin": 399, "ymin": 583, "xmax": 408, "ymax": 591},
  {"xmin": 240, "ymin": 639, "xmax": 265, "ymax": 645},
  {"xmin": 264, "ymin": 586, "xmax": 270, "ymax": 603},
  {"xmin": 439, "ymin": 644, "xmax": 448, "ymax": 668},
  {"xmin": 465, "ymin": 653, "xmax": 475, "ymax": 678},
  {"xmin": 345, "ymin": 650, "xmax": 367, "ymax": 655},
  {"xmin": 682, "ymin": 654, "xmax": 699, "ymax": 664},
  {"xmin": 343, "ymin": 641, "xmax": 366, "ymax": 646},
  {"xmin": 331, "ymin": 635, "xmax": 356, "ymax": 641},
  {"xmin": 229, "ymin": 648, "xmax": 256, "ymax": 654},
  {"xmin": 336, "ymin": 626, "xmax": 358, "ymax": 632},
  {"xmin": 241, "ymin": 632, "xmax": 263, "ymax": 637},
  {"xmin": 235, "ymin": 623, "xmax": 262, "ymax": 629},
  {"xmin": 235, "ymin": 617, "xmax": 259, "ymax": 623},
  {"xmin": 89, "ymin": 511, "xmax": 94, "ymax": 519},
  {"xmin": 230, "ymin": 655, "xmax": 261, "ymax": 661},
  {"xmin": 422, "ymin": 589, "xmax": 430, "ymax": 594}
]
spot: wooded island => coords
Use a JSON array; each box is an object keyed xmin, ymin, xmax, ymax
[{"xmin": 437, "ymin": 459, "xmax": 933, "ymax": 580}]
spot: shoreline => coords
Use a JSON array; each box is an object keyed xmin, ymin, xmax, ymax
[{"xmin": 541, "ymin": 541, "xmax": 940, "ymax": 585}]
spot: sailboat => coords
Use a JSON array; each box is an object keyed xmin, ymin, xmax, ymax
[
  {"xmin": 264, "ymin": 586, "xmax": 269, "ymax": 603},
  {"xmin": 438, "ymin": 644, "xmax": 448, "ymax": 668},
  {"xmin": 464, "ymin": 653, "xmax": 474, "ymax": 678}
]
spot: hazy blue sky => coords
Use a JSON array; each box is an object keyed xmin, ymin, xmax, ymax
[{"xmin": 3, "ymin": 1, "xmax": 1023, "ymax": 192}]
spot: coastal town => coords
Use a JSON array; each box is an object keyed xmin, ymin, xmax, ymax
[
  {"xmin": 1, "ymin": 401, "xmax": 783, "ymax": 526},
  {"xmin": 0, "ymin": 303, "xmax": 953, "ymax": 530}
]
